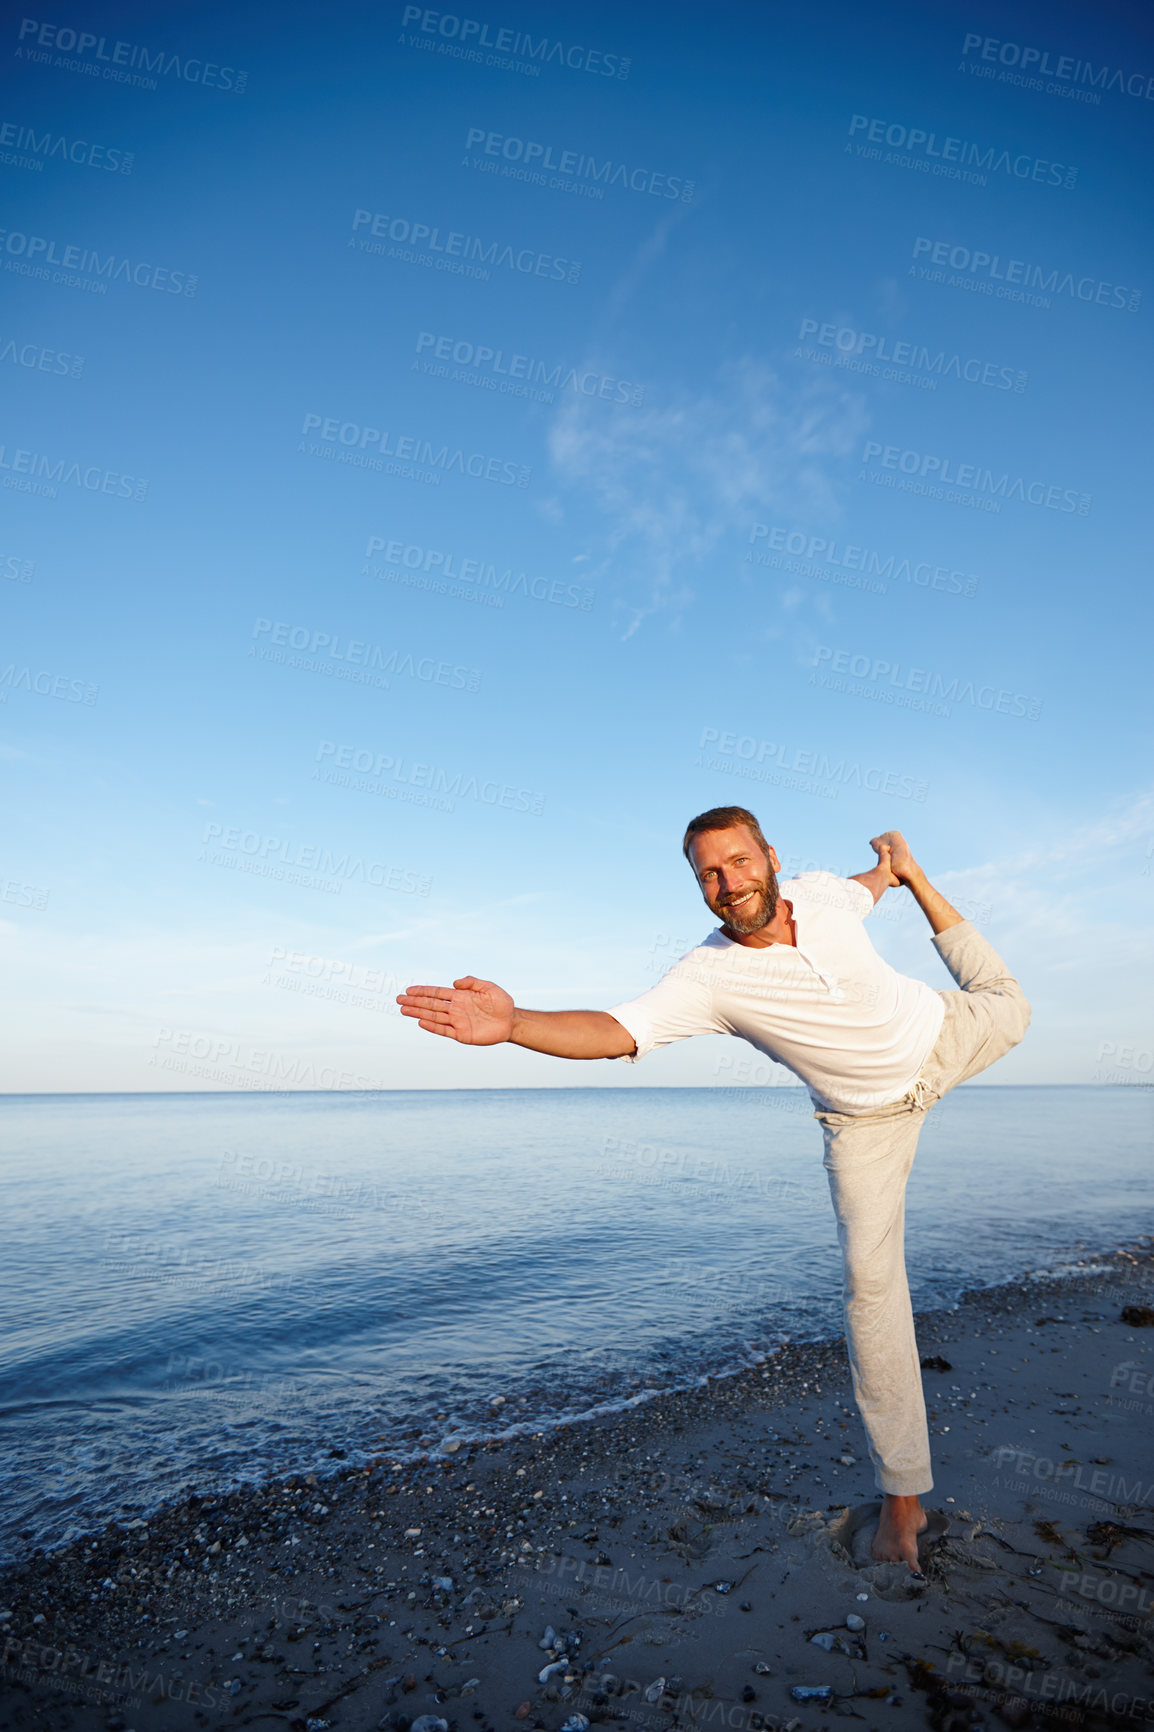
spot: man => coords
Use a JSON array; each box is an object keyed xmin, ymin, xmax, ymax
[{"xmin": 399, "ymin": 808, "xmax": 1030, "ymax": 1573}]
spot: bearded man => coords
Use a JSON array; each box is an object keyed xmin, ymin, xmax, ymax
[{"xmin": 399, "ymin": 808, "xmax": 1030, "ymax": 1573}]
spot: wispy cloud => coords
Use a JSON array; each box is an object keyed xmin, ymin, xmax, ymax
[
  {"xmin": 545, "ymin": 357, "xmax": 870, "ymax": 639},
  {"xmin": 930, "ymin": 788, "xmax": 1154, "ymax": 959},
  {"xmin": 939, "ymin": 788, "xmax": 1154, "ymax": 890}
]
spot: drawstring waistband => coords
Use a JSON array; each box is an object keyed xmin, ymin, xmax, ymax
[{"xmin": 906, "ymin": 1075, "xmax": 937, "ymax": 1112}]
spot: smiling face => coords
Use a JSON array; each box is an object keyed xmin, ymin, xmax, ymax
[{"xmin": 688, "ymin": 824, "xmax": 781, "ymax": 935}]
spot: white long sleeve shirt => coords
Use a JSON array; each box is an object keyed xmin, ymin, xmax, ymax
[{"xmin": 607, "ymin": 872, "xmax": 945, "ymax": 1114}]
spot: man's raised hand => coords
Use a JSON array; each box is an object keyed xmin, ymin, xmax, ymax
[
  {"xmin": 869, "ymin": 833, "xmax": 965, "ymax": 935},
  {"xmin": 869, "ymin": 830, "xmax": 920, "ymax": 888},
  {"xmin": 397, "ymin": 977, "xmax": 515, "ymax": 1045}
]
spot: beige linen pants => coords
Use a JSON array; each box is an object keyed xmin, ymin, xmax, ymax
[{"xmin": 813, "ymin": 921, "xmax": 1031, "ymax": 1496}]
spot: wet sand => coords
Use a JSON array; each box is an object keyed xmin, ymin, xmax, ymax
[{"xmin": 2, "ymin": 1245, "xmax": 1153, "ymax": 1732}]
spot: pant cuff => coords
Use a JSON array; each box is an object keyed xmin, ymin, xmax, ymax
[{"xmin": 931, "ymin": 918, "xmax": 975, "ymax": 958}]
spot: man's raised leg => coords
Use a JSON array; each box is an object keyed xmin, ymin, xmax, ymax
[{"xmin": 877, "ymin": 830, "xmax": 1031, "ymax": 1091}]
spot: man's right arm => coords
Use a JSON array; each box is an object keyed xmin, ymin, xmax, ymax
[
  {"xmin": 398, "ymin": 976, "xmax": 636, "ymax": 1059},
  {"xmin": 509, "ymin": 1007, "xmax": 636, "ymax": 1059}
]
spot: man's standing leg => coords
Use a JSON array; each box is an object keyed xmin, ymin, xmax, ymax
[
  {"xmin": 816, "ymin": 1098, "xmax": 932, "ymax": 1568},
  {"xmin": 846, "ymin": 831, "xmax": 1031, "ymax": 1568}
]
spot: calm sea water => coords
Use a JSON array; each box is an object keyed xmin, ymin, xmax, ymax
[{"xmin": 1, "ymin": 1086, "xmax": 1149, "ymax": 1562}]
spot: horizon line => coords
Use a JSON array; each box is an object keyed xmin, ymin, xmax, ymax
[{"xmin": 0, "ymin": 1082, "xmax": 1139, "ymax": 1099}]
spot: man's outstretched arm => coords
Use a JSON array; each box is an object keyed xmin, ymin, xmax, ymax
[
  {"xmin": 857, "ymin": 831, "xmax": 965, "ymax": 935},
  {"xmin": 397, "ymin": 976, "xmax": 636, "ymax": 1059}
]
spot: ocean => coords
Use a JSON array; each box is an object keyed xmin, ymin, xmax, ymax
[{"xmin": 1, "ymin": 1085, "xmax": 1149, "ymax": 1563}]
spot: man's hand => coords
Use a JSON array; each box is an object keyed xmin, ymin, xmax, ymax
[
  {"xmin": 398, "ymin": 984, "xmax": 635, "ymax": 1059},
  {"xmin": 397, "ymin": 977, "xmax": 515, "ymax": 1045},
  {"xmin": 870, "ymin": 830, "xmax": 920, "ymax": 888}
]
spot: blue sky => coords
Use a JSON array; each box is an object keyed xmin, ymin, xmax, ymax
[{"xmin": 3, "ymin": 0, "xmax": 1152, "ymax": 1092}]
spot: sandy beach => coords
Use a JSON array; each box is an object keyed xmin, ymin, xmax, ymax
[{"xmin": 2, "ymin": 1245, "xmax": 1152, "ymax": 1732}]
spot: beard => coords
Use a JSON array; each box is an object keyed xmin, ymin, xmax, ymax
[{"xmin": 714, "ymin": 871, "xmax": 779, "ymax": 935}]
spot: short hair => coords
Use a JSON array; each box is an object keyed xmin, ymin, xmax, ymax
[{"xmin": 682, "ymin": 806, "xmax": 771, "ymax": 864}]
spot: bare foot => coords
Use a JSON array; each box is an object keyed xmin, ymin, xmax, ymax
[
  {"xmin": 869, "ymin": 830, "xmax": 921, "ymax": 887},
  {"xmin": 871, "ymin": 1494, "xmax": 928, "ymax": 1572}
]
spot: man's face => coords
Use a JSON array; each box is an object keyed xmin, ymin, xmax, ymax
[{"xmin": 689, "ymin": 825, "xmax": 781, "ymax": 935}]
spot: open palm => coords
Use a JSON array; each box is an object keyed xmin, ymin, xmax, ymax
[{"xmin": 397, "ymin": 976, "xmax": 515, "ymax": 1045}]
